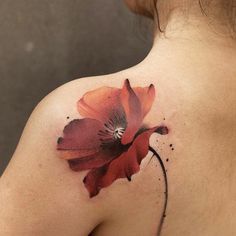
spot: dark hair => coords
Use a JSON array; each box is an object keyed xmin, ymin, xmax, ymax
[{"xmin": 133, "ymin": 0, "xmax": 236, "ymax": 34}]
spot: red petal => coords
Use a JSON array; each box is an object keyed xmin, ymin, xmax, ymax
[
  {"xmin": 57, "ymin": 118, "xmax": 103, "ymax": 160},
  {"xmin": 77, "ymin": 87, "xmax": 123, "ymax": 122},
  {"xmin": 120, "ymin": 79, "xmax": 143, "ymax": 145},
  {"xmin": 134, "ymin": 84, "xmax": 155, "ymax": 118},
  {"xmin": 83, "ymin": 128, "xmax": 156, "ymax": 197},
  {"xmin": 67, "ymin": 149, "xmax": 120, "ymax": 171}
]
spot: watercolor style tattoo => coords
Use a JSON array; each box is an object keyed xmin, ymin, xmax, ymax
[
  {"xmin": 57, "ymin": 79, "xmax": 169, "ymax": 193},
  {"xmin": 57, "ymin": 79, "xmax": 169, "ymax": 233}
]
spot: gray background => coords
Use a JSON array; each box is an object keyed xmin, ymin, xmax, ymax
[{"xmin": 0, "ymin": 0, "xmax": 153, "ymax": 175}]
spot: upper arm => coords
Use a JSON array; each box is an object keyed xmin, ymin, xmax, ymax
[{"xmin": 0, "ymin": 79, "xmax": 106, "ymax": 236}]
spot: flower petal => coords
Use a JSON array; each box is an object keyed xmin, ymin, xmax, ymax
[
  {"xmin": 77, "ymin": 87, "xmax": 124, "ymax": 122},
  {"xmin": 67, "ymin": 148, "xmax": 121, "ymax": 171},
  {"xmin": 134, "ymin": 84, "xmax": 155, "ymax": 118},
  {"xmin": 83, "ymin": 127, "xmax": 157, "ymax": 197},
  {"xmin": 120, "ymin": 79, "xmax": 143, "ymax": 145},
  {"xmin": 57, "ymin": 118, "xmax": 104, "ymax": 160}
]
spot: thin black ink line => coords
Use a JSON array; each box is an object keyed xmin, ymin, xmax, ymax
[
  {"xmin": 145, "ymin": 154, "xmax": 155, "ymax": 168},
  {"xmin": 149, "ymin": 146, "xmax": 168, "ymax": 236}
]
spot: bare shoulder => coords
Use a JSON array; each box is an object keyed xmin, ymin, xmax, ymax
[
  {"xmin": 0, "ymin": 73, "xmax": 170, "ymax": 235},
  {"xmin": 0, "ymin": 74, "xmax": 121, "ymax": 236}
]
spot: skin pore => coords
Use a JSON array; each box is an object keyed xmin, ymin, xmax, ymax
[{"xmin": 0, "ymin": 1, "xmax": 236, "ymax": 235}]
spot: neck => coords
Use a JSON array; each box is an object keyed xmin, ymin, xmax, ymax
[{"xmin": 137, "ymin": 13, "xmax": 236, "ymax": 75}]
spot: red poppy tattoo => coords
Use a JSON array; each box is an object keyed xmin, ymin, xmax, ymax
[{"xmin": 57, "ymin": 79, "xmax": 168, "ymax": 198}]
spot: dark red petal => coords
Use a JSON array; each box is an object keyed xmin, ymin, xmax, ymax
[
  {"xmin": 77, "ymin": 87, "xmax": 123, "ymax": 122},
  {"xmin": 120, "ymin": 79, "xmax": 143, "ymax": 145},
  {"xmin": 83, "ymin": 127, "xmax": 157, "ymax": 197},
  {"xmin": 57, "ymin": 118, "xmax": 103, "ymax": 160},
  {"xmin": 133, "ymin": 84, "xmax": 156, "ymax": 118}
]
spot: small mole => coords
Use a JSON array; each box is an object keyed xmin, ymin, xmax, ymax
[
  {"xmin": 163, "ymin": 118, "xmax": 166, "ymax": 120},
  {"xmin": 171, "ymin": 148, "xmax": 175, "ymax": 151},
  {"xmin": 67, "ymin": 116, "xmax": 70, "ymax": 119},
  {"xmin": 158, "ymin": 178, "xmax": 161, "ymax": 181},
  {"xmin": 163, "ymin": 214, "xmax": 166, "ymax": 218},
  {"xmin": 170, "ymin": 144, "xmax": 173, "ymax": 147},
  {"xmin": 166, "ymin": 158, "xmax": 169, "ymax": 162}
]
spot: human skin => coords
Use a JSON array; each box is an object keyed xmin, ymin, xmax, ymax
[{"xmin": 0, "ymin": 3, "xmax": 236, "ymax": 236}]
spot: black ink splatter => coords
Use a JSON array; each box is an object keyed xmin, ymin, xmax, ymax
[
  {"xmin": 169, "ymin": 144, "xmax": 175, "ymax": 151},
  {"xmin": 57, "ymin": 137, "xmax": 63, "ymax": 144},
  {"xmin": 156, "ymin": 126, "xmax": 169, "ymax": 135}
]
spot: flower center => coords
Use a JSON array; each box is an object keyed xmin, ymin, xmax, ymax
[{"xmin": 113, "ymin": 127, "xmax": 125, "ymax": 139}]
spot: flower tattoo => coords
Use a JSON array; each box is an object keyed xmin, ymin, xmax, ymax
[{"xmin": 57, "ymin": 79, "xmax": 169, "ymax": 198}]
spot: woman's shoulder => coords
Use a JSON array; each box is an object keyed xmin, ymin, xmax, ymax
[
  {"xmin": 0, "ymin": 71, "xmax": 166, "ymax": 235},
  {"xmin": 0, "ymin": 73, "xmax": 123, "ymax": 235}
]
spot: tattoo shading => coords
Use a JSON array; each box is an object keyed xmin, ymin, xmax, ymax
[{"xmin": 57, "ymin": 79, "xmax": 169, "ymax": 200}]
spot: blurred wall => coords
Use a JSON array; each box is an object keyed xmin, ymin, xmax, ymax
[{"xmin": 0, "ymin": 0, "xmax": 153, "ymax": 175}]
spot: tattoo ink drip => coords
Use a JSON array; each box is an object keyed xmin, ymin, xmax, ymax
[{"xmin": 149, "ymin": 146, "xmax": 168, "ymax": 236}]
